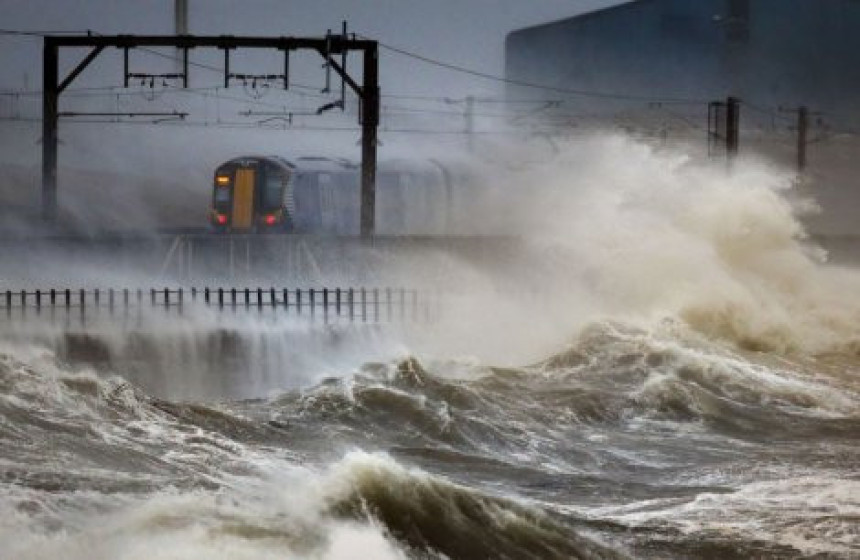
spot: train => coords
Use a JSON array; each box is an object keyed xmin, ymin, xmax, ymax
[{"xmin": 209, "ymin": 155, "xmax": 461, "ymax": 235}]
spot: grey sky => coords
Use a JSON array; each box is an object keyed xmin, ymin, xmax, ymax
[{"xmin": 1, "ymin": 1, "xmax": 627, "ymax": 96}]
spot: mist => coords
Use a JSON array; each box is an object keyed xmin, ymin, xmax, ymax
[{"xmin": 5, "ymin": 130, "xmax": 860, "ymax": 397}]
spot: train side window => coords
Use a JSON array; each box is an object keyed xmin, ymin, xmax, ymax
[
  {"xmin": 318, "ymin": 173, "xmax": 336, "ymax": 229},
  {"xmin": 292, "ymin": 173, "xmax": 321, "ymax": 231},
  {"xmin": 262, "ymin": 166, "xmax": 284, "ymax": 210},
  {"xmin": 338, "ymin": 170, "xmax": 361, "ymax": 234}
]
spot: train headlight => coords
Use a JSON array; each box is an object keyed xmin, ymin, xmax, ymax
[
  {"xmin": 264, "ymin": 213, "xmax": 277, "ymax": 225},
  {"xmin": 215, "ymin": 175, "xmax": 230, "ymax": 185},
  {"xmin": 215, "ymin": 212, "xmax": 228, "ymax": 225}
]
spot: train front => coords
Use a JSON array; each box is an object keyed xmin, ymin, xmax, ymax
[{"xmin": 209, "ymin": 157, "xmax": 291, "ymax": 233}]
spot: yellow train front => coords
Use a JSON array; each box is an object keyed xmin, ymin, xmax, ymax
[{"xmin": 209, "ymin": 156, "xmax": 293, "ymax": 233}]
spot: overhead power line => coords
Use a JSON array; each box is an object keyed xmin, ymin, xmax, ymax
[
  {"xmin": 0, "ymin": 113, "xmax": 550, "ymax": 135},
  {"xmin": 361, "ymin": 34, "xmax": 709, "ymax": 104},
  {"xmin": 16, "ymin": 27, "xmax": 840, "ymax": 125},
  {"xmin": 0, "ymin": 29, "xmax": 93, "ymax": 37},
  {"xmin": 0, "ymin": 27, "xmax": 337, "ymax": 100},
  {"xmin": 2, "ymin": 27, "xmax": 615, "ymax": 106}
]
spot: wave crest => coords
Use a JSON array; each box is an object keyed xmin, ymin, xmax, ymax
[{"xmin": 323, "ymin": 452, "xmax": 620, "ymax": 559}]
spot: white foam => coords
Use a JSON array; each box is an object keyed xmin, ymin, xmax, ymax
[{"xmin": 575, "ymin": 475, "xmax": 860, "ymax": 556}]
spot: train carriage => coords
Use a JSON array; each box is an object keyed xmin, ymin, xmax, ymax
[{"xmin": 209, "ymin": 155, "xmax": 460, "ymax": 235}]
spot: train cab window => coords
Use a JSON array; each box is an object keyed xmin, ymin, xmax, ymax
[{"xmin": 214, "ymin": 186, "xmax": 230, "ymax": 203}]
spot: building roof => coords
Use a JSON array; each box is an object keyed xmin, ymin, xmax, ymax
[{"xmin": 509, "ymin": 0, "xmax": 655, "ymax": 36}]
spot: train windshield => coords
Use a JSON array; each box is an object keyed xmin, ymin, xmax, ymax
[{"xmin": 214, "ymin": 185, "xmax": 230, "ymax": 203}]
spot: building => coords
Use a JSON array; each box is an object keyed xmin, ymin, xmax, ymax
[{"xmin": 505, "ymin": 0, "xmax": 860, "ymax": 126}]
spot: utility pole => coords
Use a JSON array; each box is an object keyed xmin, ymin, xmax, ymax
[
  {"xmin": 796, "ymin": 105, "xmax": 808, "ymax": 172},
  {"xmin": 726, "ymin": 96, "xmax": 740, "ymax": 160},
  {"xmin": 779, "ymin": 105, "xmax": 819, "ymax": 173},
  {"xmin": 790, "ymin": 105, "xmax": 809, "ymax": 173},
  {"xmin": 707, "ymin": 96, "xmax": 741, "ymax": 164},
  {"xmin": 360, "ymin": 45, "xmax": 379, "ymax": 237},
  {"xmin": 175, "ymin": 1, "xmax": 188, "ymax": 35},
  {"xmin": 175, "ymin": 0, "xmax": 189, "ymax": 75},
  {"xmin": 41, "ymin": 41, "xmax": 59, "ymax": 220}
]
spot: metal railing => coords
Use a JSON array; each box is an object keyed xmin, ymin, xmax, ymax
[{"xmin": 0, "ymin": 286, "xmax": 428, "ymax": 324}]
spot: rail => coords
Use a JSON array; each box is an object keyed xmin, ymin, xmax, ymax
[{"xmin": 0, "ymin": 287, "xmax": 429, "ymax": 324}]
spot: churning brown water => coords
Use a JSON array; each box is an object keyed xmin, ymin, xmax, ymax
[{"xmin": 2, "ymin": 136, "xmax": 859, "ymax": 559}]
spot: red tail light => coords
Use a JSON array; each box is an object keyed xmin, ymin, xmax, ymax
[
  {"xmin": 264, "ymin": 214, "xmax": 277, "ymax": 225},
  {"xmin": 215, "ymin": 213, "xmax": 228, "ymax": 225}
]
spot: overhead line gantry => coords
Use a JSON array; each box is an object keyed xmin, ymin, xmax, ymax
[{"xmin": 42, "ymin": 32, "xmax": 380, "ymax": 235}]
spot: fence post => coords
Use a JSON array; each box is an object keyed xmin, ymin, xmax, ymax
[
  {"xmin": 361, "ymin": 287, "xmax": 367, "ymax": 322},
  {"xmin": 109, "ymin": 288, "xmax": 114, "ymax": 314},
  {"xmin": 35, "ymin": 289, "xmax": 41, "ymax": 311},
  {"xmin": 297, "ymin": 289, "xmax": 302, "ymax": 315},
  {"xmin": 244, "ymin": 287, "xmax": 250, "ymax": 308},
  {"xmin": 270, "ymin": 287, "xmax": 276, "ymax": 308},
  {"xmin": 93, "ymin": 288, "xmax": 99, "ymax": 308},
  {"xmin": 310, "ymin": 289, "xmax": 316, "ymax": 319},
  {"xmin": 50, "ymin": 288, "xmax": 56, "ymax": 306},
  {"xmin": 204, "ymin": 287, "xmax": 210, "ymax": 304},
  {"xmin": 348, "ymin": 288, "xmax": 354, "ymax": 322},
  {"xmin": 164, "ymin": 288, "xmax": 170, "ymax": 308},
  {"xmin": 257, "ymin": 287, "xmax": 263, "ymax": 312},
  {"xmin": 191, "ymin": 287, "xmax": 197, "ymax": 302},
  {"xmin": 231, "ymin": 288, "xmax": 237, "ymax": 307},
  {"xmin": 336, "ymin": 288, "xmax": 341, "ymax": 317},
  {"xmin": 323, "ymin": 288, "xmax": 329, "ymax": 323},
  {"xmin": 373, "ymin": 288, "xmax": 379, "ymax": 322},
  {"xmin": 283, "ymin": 288, "xmax": 289, "ymax": 311}
]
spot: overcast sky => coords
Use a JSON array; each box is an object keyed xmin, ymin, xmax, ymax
[{"xmin": 0, "ymin": 0, "xmax": 627, "ymax": 97}]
